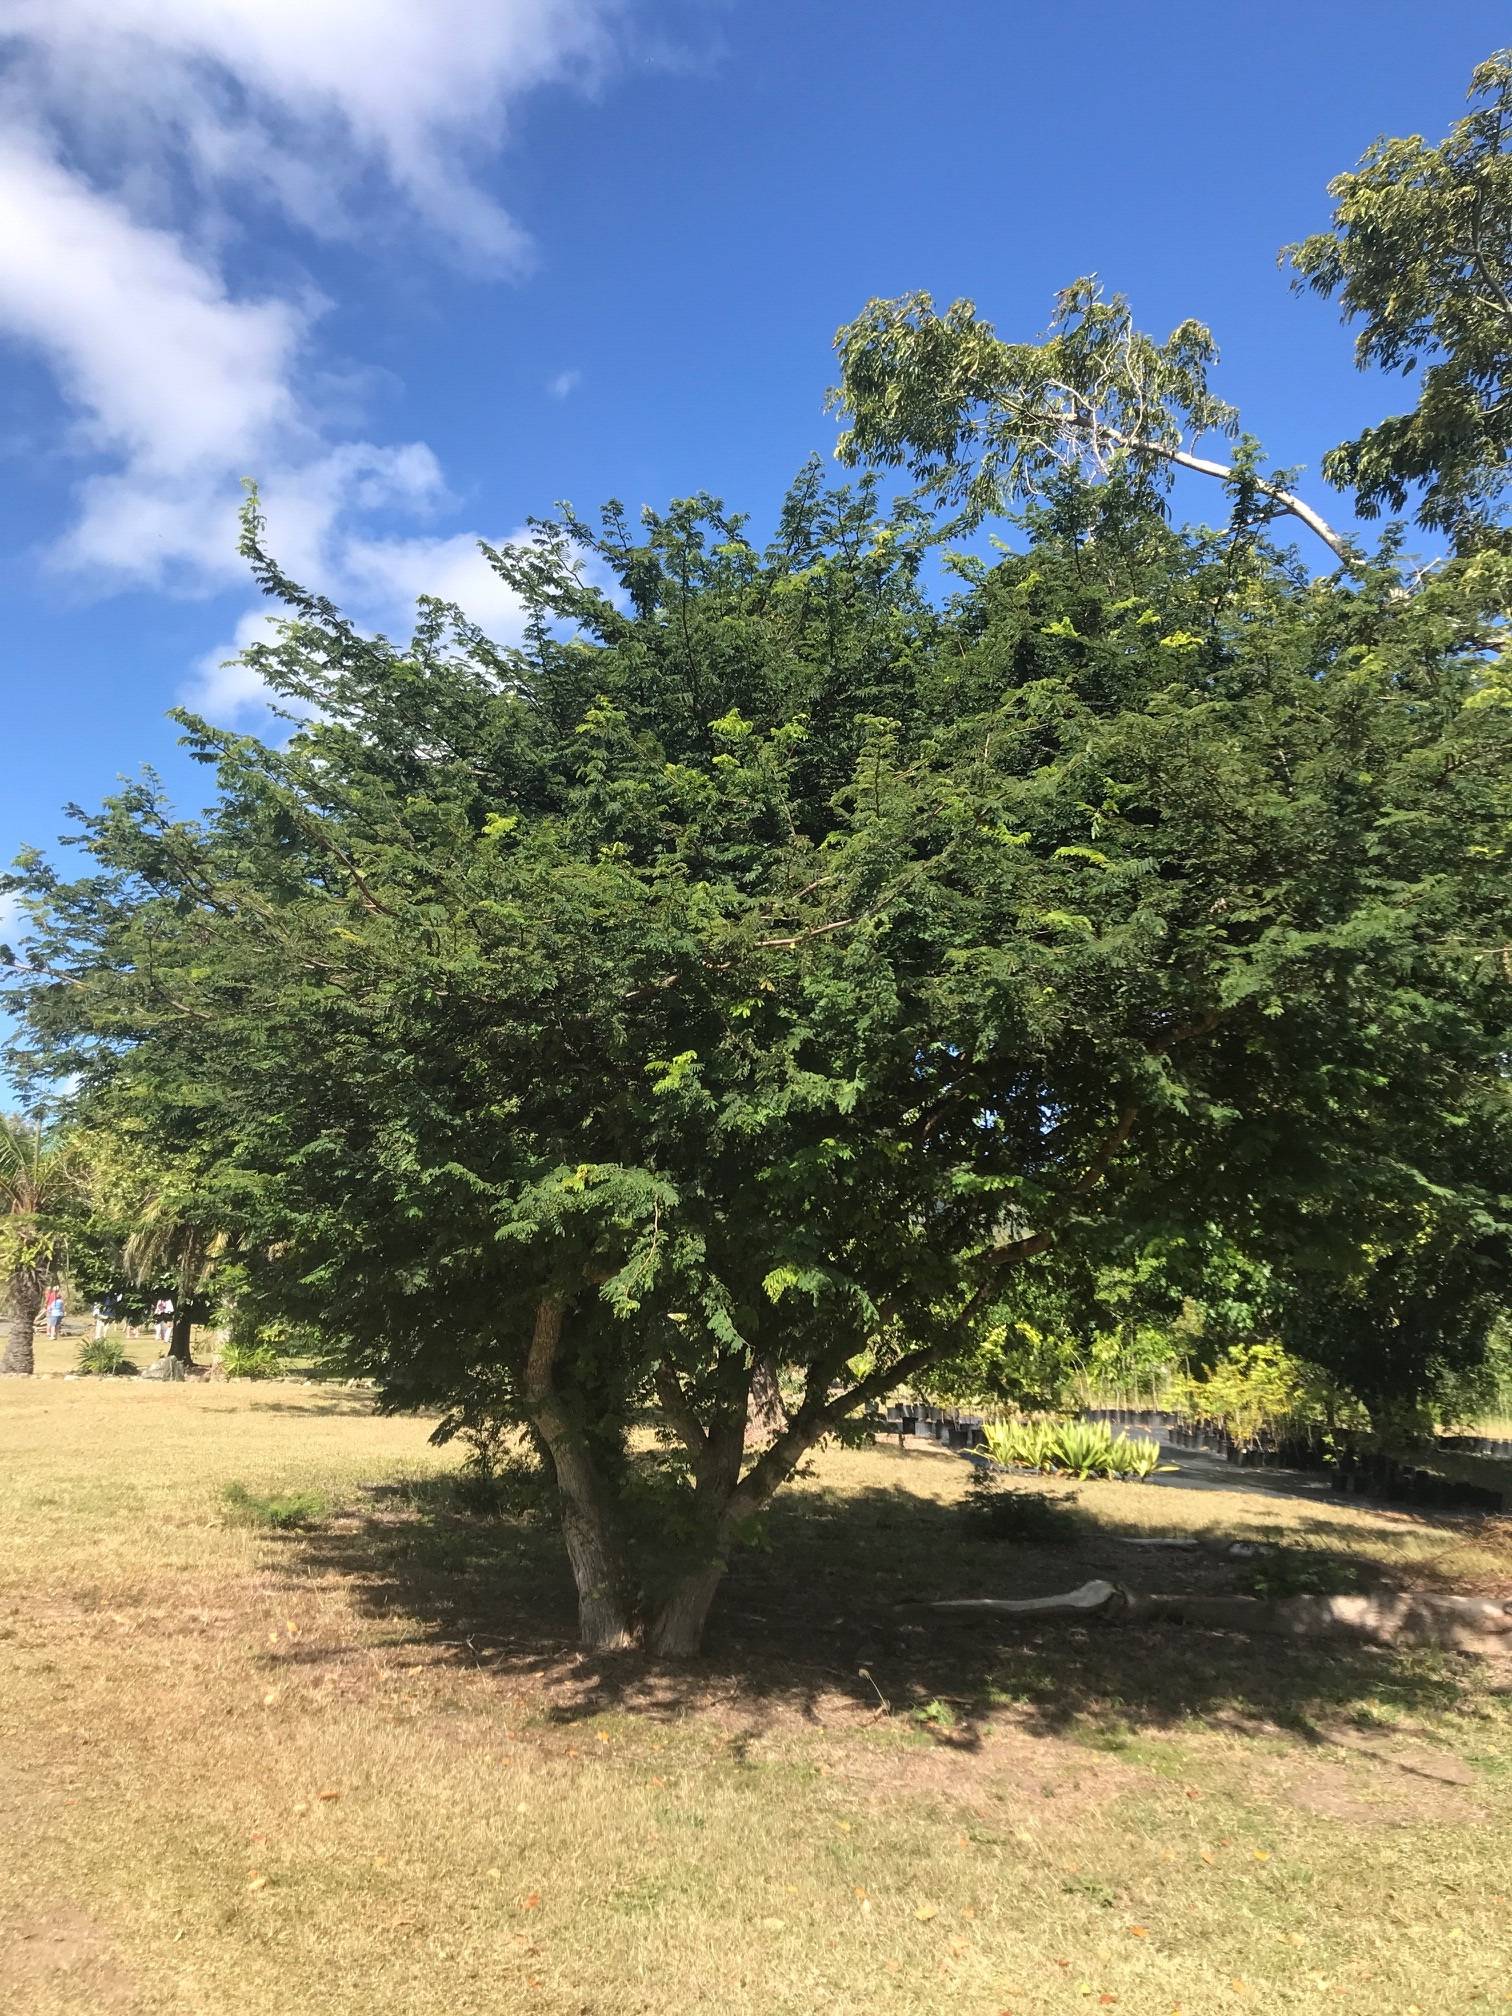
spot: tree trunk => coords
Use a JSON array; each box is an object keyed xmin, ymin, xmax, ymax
[
  {"xmin": 557, "ymin": 1485, "xmax": 639, "ymax": 1651},
  {"xmin": 648, "ymin": 1557, "xmax": 729, "ymax": 1659},
  {"xmin": 167, "ymin": 1307, "xmax": 194, "ymax": 1363},
  {"xmin": 2, "ymin": 1279, "xmax": 41, "ymax": 1376},
  {"xmin": 523, "ymin": 1298, "xmax": 639, "ymax": 1652},
  {"xmin": 747, "ymin": 1355, "xmax": 786, "ymax": 1443}
]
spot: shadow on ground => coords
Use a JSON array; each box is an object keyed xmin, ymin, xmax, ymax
[{"xmin": 274, "ymin": 1446, "xmax": 1511, "ymax": 1746}]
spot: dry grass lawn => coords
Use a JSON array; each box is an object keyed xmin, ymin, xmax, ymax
[{"xmin": 3, "ymin": 1339, "xmax": 1511, "ymax": 2015}]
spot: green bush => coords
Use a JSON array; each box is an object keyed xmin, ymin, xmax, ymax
[
  {"xmin": 220, "ymin": 1481, "xmax": 331, "ymax": 1530},
  {"xmin": 982, "ymin": 1417, "xmax": 1175, "ymax": 1482},
  {"xmin": 1238, "ymin": 1547, "xmax": 1362, "ymax": 1601},
  {"xmin": 1167, "ymin": 1341, "xmax": 1363, "ymax": 1448},
  {"xmin": 218, "ymin": 1337, "xmax": 284, "ymax": 1380},
  {"xmin": 1116, "ymin": 1433, "xmax": 1177, "ymax": 1480},
  {"xmin": 961, "ymin": 1471, "xmax": 1083, "ymax": 1542},
  {"xmin": 75, "ymin": 1333, "xmax": 138, "ymax": 1377}
]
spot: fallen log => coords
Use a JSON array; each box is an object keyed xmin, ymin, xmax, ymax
[
  {"xmin": 921, "ymin": 1580, "xmax": 1130, "ymax": 1620},
  {"xmin": 1133, "ymin": 1589, "xmax": 1512, "ymax": 1654},
  {"xmin": 917, "ymin": 1580, "xmax": 1512, "ymax": 1653}
]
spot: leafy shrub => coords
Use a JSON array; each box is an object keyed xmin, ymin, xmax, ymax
[
  {"xmin": 982, "ymin": 1417, "xmax": 1175, "ymax": 1482},
  {"xmin": 1115, "ymin": 1434, "xmax": 1177, "ymax": 1480},
  {"xmin": 221, "ymin": 1480, "xmax": 331, "ymax": 1530},
  {"xmin": 982, "ymin": 1418, "xmax": 1057, "ymax": 1472},
  {"xmin": 913, "ymin": 1698, "xmax": 956, "ymax": 1730},
  {"xmin": 1238, "ymin": 1547, "xmax": 1363, "ymax": 1601},
  {"xmin": 1168, "ymin": 1341, "xmax": 1364, "ymax": 1449},
  {"xmin": 1053, "ymin": 1419, "xmax": 1122, "ymax": 1480},
  {"xmin": 218, "ymin": 1337, "xmax": 283, "ymax": 1380},
  {"xmin": 962, "ymin": 1470, "xmax": 1083, "ymax": 1542},
  {"xmin": 75, "ymin": 1333, "xmax": 138, "ymax": 1377}
]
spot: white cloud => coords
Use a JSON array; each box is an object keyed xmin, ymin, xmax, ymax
[
  {"xmin": 0, "ymin": 2, "xmax": 634, "ymax": 618},
  {"xmin": 0, "ymin": 135, "xmax": 305, "ymax": 478},
  {"xmin": 547, "ymin": 368, "xmax": 583, "ymax": 399},
  {"xmin": 2, "ymin": 1, "xmax": 624, "ymax": 269},
  {"xmin": 341, "ymin": 531, "xmax": 529, "ymax": 634},
  {"xmin": 184, "ymin": 610, "xmax": 288, "ymax": 725}
]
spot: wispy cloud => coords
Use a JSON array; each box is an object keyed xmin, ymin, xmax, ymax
[
  {"xmin": 547, "ymin": 368, "xmax": 583, "ymax": 400},
  {"xmin": 0, "ymin": 2, "xmax": 633, "ymax": 631}
]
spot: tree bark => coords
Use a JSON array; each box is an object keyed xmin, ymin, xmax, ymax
[
  {"xmin": 167, "ymin": 1307, "xmax": 195, "ymax": 1363},
  {"xmin": 523, "ymin": 1297, "xmax": 638, "ymax": 1651},
  {"xmin": 649, "ymin": 1558, "xmax": 730, "ymax": 1659},
  {"xmin": 2, "ymin": 1278, "xmax": 42, "ymax": 1376},
  {"xmin": 643, "ymin": 1376, "xmax": 752, "ymax": 1658}
]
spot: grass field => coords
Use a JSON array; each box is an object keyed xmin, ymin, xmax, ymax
[{"xmin": 3, "ymin": 1338, "xmax": 1511, "ymax": 2016}]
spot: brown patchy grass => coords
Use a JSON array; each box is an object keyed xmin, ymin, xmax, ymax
[{"xmin": 2, "ymin": 1360, "xmax": 1511, "ymax": 2016}]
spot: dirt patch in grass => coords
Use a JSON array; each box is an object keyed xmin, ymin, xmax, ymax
[
  {"xmin": 1281, "ymin": 1758, "xmax": 1485, "ymax": 1826},
  {"xmin": 829, "ymin": 1717, "xmax": 1149, "ymax": 1823},
  {"xmin": 6, "ymin": 1902, "xmax": 139, "ymax": 2014}
]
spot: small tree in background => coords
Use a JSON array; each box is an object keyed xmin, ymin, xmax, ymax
[{"xmin": 0, "ymin": 1116, "xmax": 82, "ymax": 1375}]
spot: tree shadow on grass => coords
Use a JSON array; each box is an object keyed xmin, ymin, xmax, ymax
[
  {"xmin": 241, "ymin": 1393, "xmax": 396, "ymax": 1418},
  {"xmin": 272, "ymin": 1449, "xmax": 1511, "ymax": 1747}
]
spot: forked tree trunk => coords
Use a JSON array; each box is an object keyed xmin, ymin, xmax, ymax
[
  {"xmin": 2, "ymin": 1279, "xmax": 42, "ymax": 1376},
  {"xmin": 167, "ymin": 1308, "xmax": 194, "ymax": 1363},
  {"xmin": 649, "ymin": 1558, "xmax": 729, "ymax": 1659},
  {"xmin": 553, "ymin": 1449, "xmax": 639, "ymax": 1650},
  {"xmin": 524, "ymin": 1298, "xmax": 639, "ymax": 1652}
]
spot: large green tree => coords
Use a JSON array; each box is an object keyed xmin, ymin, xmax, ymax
[
  {"xmin": 1286, "ymin": 49, "xmax": 1512, "ymax": 554},
  {"xmin": 8, "ymin": 458, "xmax": 1510, "ymax": 1650}
]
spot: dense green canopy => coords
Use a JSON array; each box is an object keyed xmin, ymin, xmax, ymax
[{"xmin": 8, "ymin": 459, "xmax": 1511, "ymax": 1647}]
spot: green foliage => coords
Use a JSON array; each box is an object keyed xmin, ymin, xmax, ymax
[
  {"xmin": 1168, "ymin": 1342, "xmax": 1362, "ymax": 1447},
  {"xmin": 74, "ymin": 1332, "xmax": 137, "ymax": 1377},
  {"xmin": 831, "ymin": 280, "xmax": 1348, "ymax": 558},
  {"xmin": 982, "ymin": 1417, "xmax": 1173, "ymax": 1482},
  {"xmin": 961, "ymin": 1469, "xmax": 1083, "ymax": 1542},
  {"xmin": 832, "ymin": 279, "xmax": 1240, "ymax": 530},
  {"xmin": 0, "ymin": 1113, "xmax": 87, "ymax": 1374},
  {"xmin": 217, "ymin": 1337, "xmax": 283, "ymax": 1380},
  {"xmin": 1286, "ymin": 51, "xmax": 1512, "ymax": 551},
  {"xmin": 220, "ymin": 1481, "xmax": 330, "ymax": 1531},
  {"xmin": 1434, "ymin": 1316, "xmax": 1512, "ymax": 1429},
  {"xmin": 1054, "ymin": 1420, "xmax": 1127, "ymax": 1482},
  {"xmin": 1117, "ymin": 1435, "xmax": 1177, "ymax": 1481},
  {"xmin": 921, "ymin": 1310, "xmax": 1081, "ymax": 1413},
  {"xmin": 912, "ymin": 1698, "xmax": 956, "ymax": 1730},
  {"xmin": 982, "ymin": 1418, "xmax": 1058, "ymax": 1474}
]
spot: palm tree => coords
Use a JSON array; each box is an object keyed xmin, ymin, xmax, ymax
[
  {"xmin": 123, "ymin": 1205, "xmax": 227, "ymax": 1364},
  {"xmin": 0, "ymin": 1116, "xmax": 79, "ymax": 1376}
]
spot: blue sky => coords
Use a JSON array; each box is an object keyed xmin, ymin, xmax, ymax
[{"xmin": 1, "ymin": 0, "xmax": 1507, "ymax": 918}]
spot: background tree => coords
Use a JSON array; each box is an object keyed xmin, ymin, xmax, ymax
[
  {"xmin": 1286, "ymin": 49, "xmax": 1512, "ymax": 553},
  {"xmin": 829, "ymin": 278, "xmax": 1351, "ymax": 559},
  {"xmin": 0, "ymin": 1115, "xmax": 82, "ymax": 1375}
]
